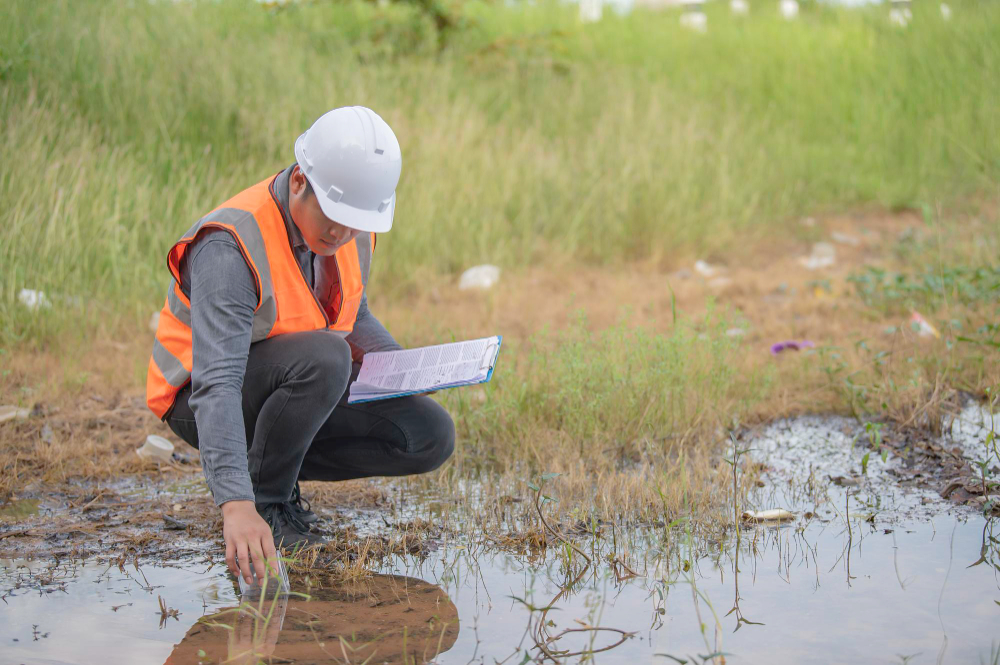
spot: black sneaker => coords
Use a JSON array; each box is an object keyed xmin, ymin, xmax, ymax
[
  {"xmin": 289, "ymin": 481, "xmax": 321, "ymax": 525},
  {"xmin": 257, "ymin": 502, "xmax": 326, "ymax": 549}
]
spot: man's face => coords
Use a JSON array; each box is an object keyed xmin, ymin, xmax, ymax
[{"xmin": 288, "ymin": 166, "xmax": 362, "ymax": 257}]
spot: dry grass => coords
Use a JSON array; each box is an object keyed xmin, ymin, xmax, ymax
[{"xmin": 1, "ymin": 205, "xmax": 998, "ymax": 548}]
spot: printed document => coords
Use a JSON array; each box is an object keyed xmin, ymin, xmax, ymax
[{"xmin": 347, "ymin": 335, "xmax": 502, "ymax": 404}]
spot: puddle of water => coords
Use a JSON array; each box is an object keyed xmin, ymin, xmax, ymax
[
  {"xmin": 2, "ymin": 407, "xmax": 997, "ymax": 664},
  {"xmin": 3, "ymin": 514, "xmax": 997, "ymax": 664},
  {"xmin": 0, "ymin": 558, "xmax": 236, "ymax": 665}
]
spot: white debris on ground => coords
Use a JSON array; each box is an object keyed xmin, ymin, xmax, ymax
[
  {"xmin": 458, "ymin": 264, "xmax": 501, "ymax": 291},
  {"xmin": 680, "ymin": 7, "xmax": 708, "ymax": 31},
  {"xmin": 940, "ymin": 2, "xmax": 952, "ymax": 19},
  {"xmin": 18, "ymin": 289, "xmax": 51, "ymax": 311},
  {"xmin": 149, "ymin": 311, "xmax": 161, "ymax": 333},
  {"xmin": 0, "ymin": 406, "xmax": 32, "ymax": 424},
  {"xmin": 830, "ymin": 231, "xmax": 861, "ymax": 247},
  {"xmin": 798, "ymin": 241, "xmax": 836, "ymax": 270},
  {"xmin": 748, "ymin": 402, "xmax": 998, "ymax": 522},
  {"xmin": 693, "ymin": 260, "xmax": 721, "ymax": 278},
  {"xmin": 909, "ymin": 311, "xmax": 940, "ymax": 338}
]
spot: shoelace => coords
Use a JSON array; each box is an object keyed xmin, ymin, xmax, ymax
[
  {"xmin": 262, "ymin": 501, "xmax": 310, "ymax": 534},
  {"xmin": 289, "ymin": 482, "xmax": 312, "ymax": 514}
]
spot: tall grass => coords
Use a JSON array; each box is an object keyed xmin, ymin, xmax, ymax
[{"xmin": 1, "ymin": 0, "xmax": 998, "ymax": 348}]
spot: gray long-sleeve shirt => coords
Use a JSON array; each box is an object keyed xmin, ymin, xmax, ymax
[{"xmin": 179, "ymin": 166, "xmax": 401, "ymax": 506}]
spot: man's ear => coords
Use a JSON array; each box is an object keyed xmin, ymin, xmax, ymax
[{"xmin": 289, "ymin": 165, "xmax": 306, "ymax": 196}]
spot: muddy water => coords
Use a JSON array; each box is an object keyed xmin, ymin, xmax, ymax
[{"xmin": 2, "ymin": 408, "xmax": 998, "ymax": 664}]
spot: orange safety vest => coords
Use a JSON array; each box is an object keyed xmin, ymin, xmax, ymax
[{"xmin": 146, "ymin": 173, "xmax": 374, "ymax": 419}]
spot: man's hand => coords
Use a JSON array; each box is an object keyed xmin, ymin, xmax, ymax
[{"xmin": 222, "ymin": 500, "xmax": 278, "ymax": 585}]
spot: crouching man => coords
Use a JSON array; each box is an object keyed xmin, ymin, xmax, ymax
[{"xmin": 146, "ymin": 107, "xmax": 454, "ymax": 585}]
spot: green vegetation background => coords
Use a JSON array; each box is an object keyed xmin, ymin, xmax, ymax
[{"xmin": 1, "ymin": 0, "xmax": 998, "ymax": 347}]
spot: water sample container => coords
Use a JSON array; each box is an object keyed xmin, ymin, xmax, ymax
[{"xmin": 238, "ymin": 557, "xmax": 291, "ymax": 599}]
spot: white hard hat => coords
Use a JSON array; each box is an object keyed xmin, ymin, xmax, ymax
[{"xmin": 293, "ymin": 106, "xmax": 402, "ymax": 233}]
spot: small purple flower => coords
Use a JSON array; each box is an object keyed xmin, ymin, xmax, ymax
[{"xmin": 770, "ymin": 340, "xmax": 815, "ymax": 355}]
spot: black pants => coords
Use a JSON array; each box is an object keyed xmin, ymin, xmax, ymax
[{"xmin": 166, "ymin": 330, "xmax": 455, "ymax": 505}]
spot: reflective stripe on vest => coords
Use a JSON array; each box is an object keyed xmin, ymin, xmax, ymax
[{"xmin": 146, "ymin": 174, "xmax": 374, "ymax": 419}]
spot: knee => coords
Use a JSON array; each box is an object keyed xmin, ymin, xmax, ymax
[
  {"xmin": 296, "ymin": 332, "xmax": 352, "ymax": 403},
  {"xmin": 406, "ymin": 398, "xmax": 455, "ymax": 474}
]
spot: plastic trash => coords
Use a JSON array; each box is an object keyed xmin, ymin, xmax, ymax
[
  {"xmin": 459, "ymin": 265, "xmax": 501, "ymax": 291},
  {"xmin": 18, "ymin": 289, "xmax": 51, "ymax": 311},
  {"xmin": 742, "ymin": 509, "xmax": 796, "ymax": 522},
  {"xmin": 136, "ymin": 434, "xmax": 175, "ymax": 462},
  {"xmin": 693, "ymin": 260, "xmax": 720, "ymax": 278},
  {"xmin": 779, "ymin": 0, "xmax": 798, "ymax": 19},
  {"xmin": 238, "ymin": 556, "xmax": 290, "ymax": 599},
  {"xmin": 730, "ymin": 0, "xmax": 749, "ymax": 14},
  {"xmin": 889, "ymin": 0, "xmax": 912, "ymax": 26},
  {"xmin": 830, "ymin": 231, "xmax": 860, "ymax": 247},
  {"xmin": 830, "ymin": 475, "xmax": 861, "ymax": 487},
  {"xmin": 798, "ymin": 242, "xmax": 836, "ymax": 270},
  {"xmin": 0, "ymin": 406, "xmax": 32, "ymax": 424},
  {"xmin": 910, "ymin": 311, "xmax": 940, "ymax": 338},
  {"xmin": 680, "ymin": 2, "xmax": 708, "ymax": 32},
  {"xmin": 770, "ymin": 340, "xmax": 814, "ymax": 355}
]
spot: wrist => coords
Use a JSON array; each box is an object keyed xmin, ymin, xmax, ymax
[{"xmin": 221, "ymin": 499, "xmax": 257, "ymax": 517}]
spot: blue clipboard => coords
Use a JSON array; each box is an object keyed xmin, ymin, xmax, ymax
[{"xmin": 348, "ymin": 335, "xmax": 502, "ymax": 404}]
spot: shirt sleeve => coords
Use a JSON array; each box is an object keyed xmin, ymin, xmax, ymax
[
  {"xmin": 346, "ymin": 294, "xmax": 403, "ymax": 363},
  {"xmin": 184, "ymin": 230, "xmax": 258, "ymax": 506}
]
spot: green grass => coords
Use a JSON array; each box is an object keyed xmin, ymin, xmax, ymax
[{"xmin": 2, "ymin": 0, "xmax": 999, "ymax": 349}]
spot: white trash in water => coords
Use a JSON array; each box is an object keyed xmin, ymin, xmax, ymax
[
  {"xmin": 799, "ymin": 242, "xmax": 836, "ymax": 270},
  {"xmin": 459, "ymin": 265, "xmax": 501, "ymax": 291},
  {"xmin": 779, "ymin": 0, "xmax": 798, "ymax": 19},
  {"xmin": 742, "ymin": 508, "xmax": 796, "ymax": 522},
  {"xmin": 149, "ymin": 311, "xmax": 161, "ymax": 333},
  {"xmin": 18, "ymin": 289, "xmax": 51, "ymax": 311},
  {"xmin": 136, "ymin": 434, "xmax": 175, "ymax": 463}
]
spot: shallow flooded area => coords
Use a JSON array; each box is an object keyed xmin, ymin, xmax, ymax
[
  {"xmin": 3, "ymin": 515, "xmax": 998, "ymax": 663},
  {"xmin": 3, "ymin": 405, "xmax": 998, "ymax": 664}
]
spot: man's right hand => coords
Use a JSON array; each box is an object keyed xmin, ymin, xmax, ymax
[{"xmin": 221, "ymin": 500, "xmax": 278, "ymax": 585}]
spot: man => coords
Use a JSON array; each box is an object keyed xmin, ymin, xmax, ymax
[{"xmin": 146, "ymin": 107, "xmax": 455, "ymax": 586}]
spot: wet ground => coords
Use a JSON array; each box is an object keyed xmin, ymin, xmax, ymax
[{"xmin": 2, "ymin": 404, "xmax": 998, "ymax": 664}]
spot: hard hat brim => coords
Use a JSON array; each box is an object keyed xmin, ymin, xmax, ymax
[{"xmin": 312, "ymin": 186, "xmax": 395, "ymax": 233}]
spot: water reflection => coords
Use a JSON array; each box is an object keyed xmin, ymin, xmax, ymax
[{"xmin": 164, "ymin": 574, "xmax": 458, "ymax": 665}]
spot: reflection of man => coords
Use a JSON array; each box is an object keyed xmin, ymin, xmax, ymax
[
  {"xmin": 164, "ymin": 574, "xmax": 459, "ymax": 664},
  {"xmin": 146, "ymin": 107, "xmax": 455, "ymax": 584}
]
